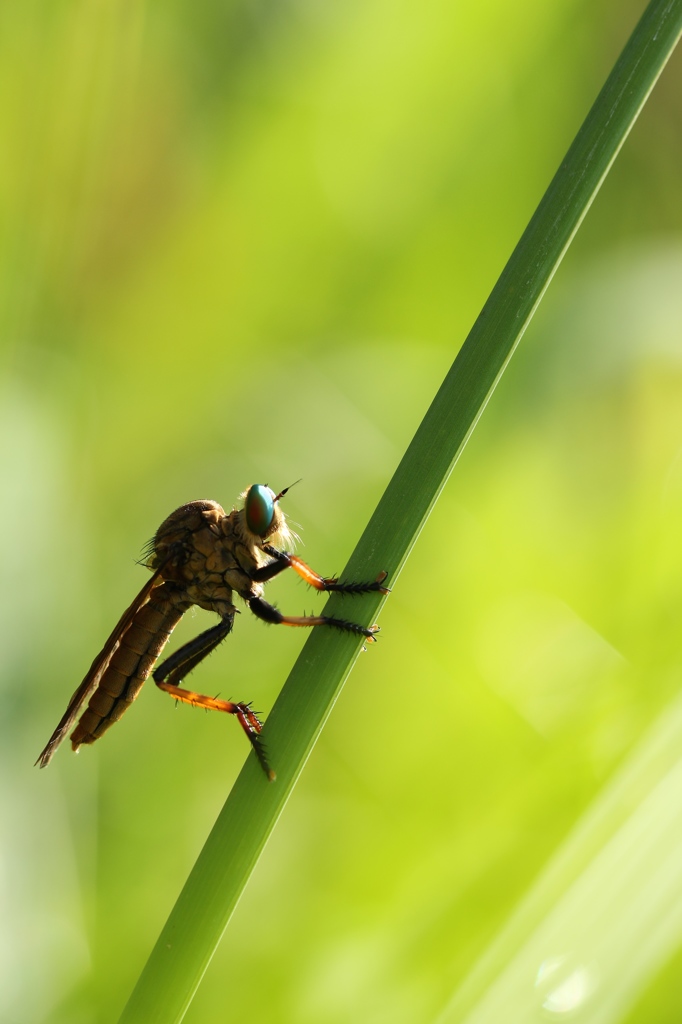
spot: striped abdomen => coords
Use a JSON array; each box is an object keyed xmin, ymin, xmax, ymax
[{"xmin": 70, "ymin": 584, "xmax": 189, "ymax": 750}]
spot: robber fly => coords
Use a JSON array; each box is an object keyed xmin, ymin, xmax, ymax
[{"xmin": 36, "ymin": 484, "xmax": 388, "ymax": 780}]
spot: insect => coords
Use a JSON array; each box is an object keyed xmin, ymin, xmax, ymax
[{"xmin": 36, "ymin": 484, "xmax": 388, "ymax": 780}]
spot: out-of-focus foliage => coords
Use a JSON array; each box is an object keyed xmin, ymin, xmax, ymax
[{"xmin": 1, "ymin": 1, "xmax": 681, "ymax": 1022}]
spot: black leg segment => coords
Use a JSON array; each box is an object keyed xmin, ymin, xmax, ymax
[{"xmin": 154, "ymin": 617, "xmax": 234, "ymax": 686}]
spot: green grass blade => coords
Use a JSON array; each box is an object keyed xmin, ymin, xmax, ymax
[{"xmin": 118, "ymin": 2, "xmax": 682, "ymax": 1021}]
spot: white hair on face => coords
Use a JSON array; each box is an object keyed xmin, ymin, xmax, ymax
[{"xmin": 270, "ymin": 516, "xmax": 298, "ymax": 551}]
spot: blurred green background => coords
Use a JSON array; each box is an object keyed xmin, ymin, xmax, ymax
[{"xmin": 2, "ymin": 1, "xmax": 682, "ymax": 1022}]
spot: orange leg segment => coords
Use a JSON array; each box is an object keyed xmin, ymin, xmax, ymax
[{"xmin": 155, "ymin": 680, "xmax": 274, "ymax": 780}]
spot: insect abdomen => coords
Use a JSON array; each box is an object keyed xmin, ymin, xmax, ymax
[{"xmin": 70, "ymin": 585, "xmax": 188, "ymax": 750}]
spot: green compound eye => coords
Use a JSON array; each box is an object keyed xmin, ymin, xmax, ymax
[{"xmin": 245, "ymin": 484, "xmax": 276, "ymax": 536}]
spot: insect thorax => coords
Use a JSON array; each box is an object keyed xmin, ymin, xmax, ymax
[{"xmin": 149, "ymin": 499, "xmax": 267, "ymax": 615}]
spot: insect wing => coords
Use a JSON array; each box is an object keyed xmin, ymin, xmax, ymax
[{"xmin": 35, "ymin": 567, "xmax": 165, "ymax": 768}]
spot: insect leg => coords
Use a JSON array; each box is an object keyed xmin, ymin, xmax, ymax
[
  {"xmin": 249, "ymin": 596, "xmax": 380, "ymax": 641},
  {"xmin": 258, "ymin": 546, "xmax": 389, "ymax": 596},
  {"xmin": 153, "ymin": 617, "xmax": 275, "ymax": 780}
]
